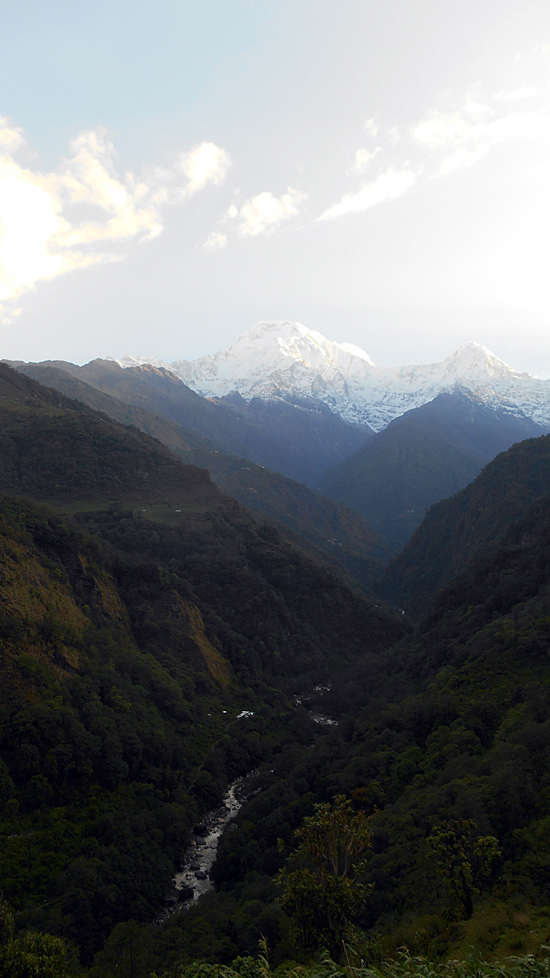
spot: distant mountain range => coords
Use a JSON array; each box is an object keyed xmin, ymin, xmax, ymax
[
  {"xmin": 321, "ymin": 391, "xmax": 546, "ymax": 548},
  {"xmin": 112, "ymin": 320, "xmax": 550, "ymax": 431},
  {"xmin": 8, "ymin": 322, "xmax": 550, "ymax": 553}
]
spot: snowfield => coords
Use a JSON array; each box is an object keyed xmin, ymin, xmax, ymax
[{"xmin": 111, "ymin": 321, "xmax": 550, "ymax": 432}]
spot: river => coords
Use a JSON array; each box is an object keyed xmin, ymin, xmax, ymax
[{"xmin": 161, "ymin": 777, "xmax": 245, "ymax": 915}]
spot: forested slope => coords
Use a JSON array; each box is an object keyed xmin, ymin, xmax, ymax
[
  {"xmin": 138, "ymin": 487, "xmax": 550, "ymax": 970},
  {"xmin": 378, "ymin": 433, "xmax": 550, "ymax": 615},
  {"xmin": 5, "ymin": 362, "xmax": 550, "ymax": 974},
  {"xmin": 321, "ymin": 393, "xmax": 546, "ymax": 548},
  {"xmin": 15, "ymin": 361, "xmax": 392, "ymax": 587},
  {"xmin": 0, "ymin": 363, "xmax": 406, "ymax": 967}
]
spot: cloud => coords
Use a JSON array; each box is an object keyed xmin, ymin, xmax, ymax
[
  {"xmin": 176, "ymin": 142, "xmax": 231, "ymax": 195},
  {"xmin": 364, "ymin": 118, "xmax": 379, "ymax": 137},
  {"xmin": 203, "ymin": 230, "xmax": 227, "ymax": 250},
  {"xmin": 495, "ymin": 86, "xmax": 537, "ymax": 101},
  {"xmin": 347, "ymin": 147, "xmax": 381, "ymax": 176},
  {"xmin": 412, "ymin": 100, "xmax": 492, "ymax": 150},
  {"xmin": 0, "ymin": 119, "xmax": 230, "ymax": 318},
  {"xmin": 413, "ymin": 100, "xmax": 549, "ymax": 174},
  {"xmin": 236, "ymin": 188, "xmax": 306, "ymax": 237},
  {"xmin": 317, "ymin": 168, "xmax": 417, "ymax": 221},
  {"xmin": 0, "ymin": 117, "xmax": 25, "ymax": 152},
  {"xmin": 203, "ymin": 187, "xmax": 306, "ymax": 246},
  {"xmin": 316, "ymin": 77, "xmax": 549, "ymax": 225}
]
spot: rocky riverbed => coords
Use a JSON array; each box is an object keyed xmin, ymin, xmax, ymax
[{"xmin": 161, "ymin": 778, "xmax": 245, "ymax": 916}]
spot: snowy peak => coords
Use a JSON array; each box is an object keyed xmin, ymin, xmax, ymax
[
  {"xmin": 235, "ymin": 320, "xmax": 374, "ymax": 366},
  {"xmin": 113, "ymin": 322, "xmax": 550, "ymax": 432},
  {"xmin": 167, "ymin": 321, "xmax": 375, "ymax": 396},
  {"xmin": 439, "ymin": 342, "xmax": 518, "ymax": 381}
]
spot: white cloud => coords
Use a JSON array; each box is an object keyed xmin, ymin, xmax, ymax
[
  {"xmin": 204, "ymin": 187, "xmax": 306, "ymax": 245},
  {"xmin": 440, "ymin": 112, "xmax": 550, "ymax": 174},
  {"xmin": 495, "ymin": 86, "xmax": 537, "ymax": 101},
  {"xmin": 0, "ymin": 120, "xmax": 230, "ymax": 318},
  {"xmin": 364, "ymin": 118, "xmax": 379, "ymax": 137},
  {"xmin": 0, "ymin": 116, "xmax": 25, "ymax": 153},
  {"xmin": 347, "ymin": 147, "xmax": 381, "ymax": 176},
  {"xmin": 317, "ymin": 168, "xmax": 417, "ymax": 221},
  {"xmin": 235, "ymin": 188, "xmax": 306, "ymax": 237},
  {"xmin": 316, "ymin": 78, "xmax": 549, "ymax": 226},
  {"xmin": 203, "ymin": 230, "xmax": 227, "ymax": 250},
  {"xmin": 413, "ymin": 100, "xmax": 549, "ymax": 175},
  {"xmin": 413, "ymin": 102, "xmax": 493, "ymax": 151},
  {"xmin": 176, "ymin": 142, "xmax": 231, "ymax": 195}
]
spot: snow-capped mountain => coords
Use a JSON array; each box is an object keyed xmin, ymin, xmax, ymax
[{"xmin": 113, "ymin": 321, "xmax": 550, "ymax": 432}]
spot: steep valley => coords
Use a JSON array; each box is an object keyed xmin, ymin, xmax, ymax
[{"xmin": 3, "ymin": 360, "xmax": 550, "ymax": 974}]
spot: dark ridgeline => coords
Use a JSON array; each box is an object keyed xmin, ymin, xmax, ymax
[
  {"xmin": 321, "ymin": 392, "xmax": 548, "ymax": 548},
  {"xmin": 17, "ymin": 357, "xmax": 372, "ymax": 488},
  {"xmin": 15, "ymin": 360, "xmax": 391, "ymax": 588},
  {"xmin": 379, "ymin": 431, "xmax": 550, "ymax": 616}
]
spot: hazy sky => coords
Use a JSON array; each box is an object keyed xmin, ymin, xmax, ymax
[{"xmin": 1, "ymin": 0, "xmax": 550, "ymax": 374}]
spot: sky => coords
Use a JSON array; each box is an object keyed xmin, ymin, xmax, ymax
[{"xmin": 1, "ymin": 0, "xmax": 550, "ymax": 374}]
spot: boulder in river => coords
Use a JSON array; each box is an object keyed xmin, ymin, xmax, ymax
[{"xmin": 177, "ymin": 886, "xmax": 195, "ymax": 902}]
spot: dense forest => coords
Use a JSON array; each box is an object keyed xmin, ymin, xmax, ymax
[{"xmin": 2, "ymin": 363, "xmax": 550, "ymax": 977}]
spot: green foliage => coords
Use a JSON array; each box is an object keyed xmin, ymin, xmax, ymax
[
  {"xmin": 427, "ymin": 820, "xmax": 500, "ymax": 920},
  {"xmin": 0, "ymin": 927, "xmax": 76, "ymax": 978},
  {"xmin": 277, "ymin": 796, "xmax": 373, "ymax": 956},
  {"xmin": 5, "ymin": 363, "xmax": 550, "ymax": 972},
  {"xmin": 152, "ymin": 948, "xmax": 550, "ymax": 978}
]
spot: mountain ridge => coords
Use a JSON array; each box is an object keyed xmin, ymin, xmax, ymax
[
  {"xmin": 13, "ymin": 361, "xmax": 392, "ymax": 587},
  {"xmin": 321, "ymin": 391, "xmax": 548, "ymax": 548},
  {"xmin": 109, "ymin": 320, "xmax": 550, "ymax": 431},
  {"xmin": 8, "ymin": 356, "xmax": 369, "ymax": 488},
  {"xmin": 377, "ymin": 431, "xmax": 550, "ymax": 616}
]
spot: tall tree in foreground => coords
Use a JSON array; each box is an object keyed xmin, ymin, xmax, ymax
[
  {"xmin": 427, "ymin": 820, "xmax": 500, "ymax": 920},
  {"xmin": 277, "ymin": 796, "xmax": 372, "ymax": 958}
]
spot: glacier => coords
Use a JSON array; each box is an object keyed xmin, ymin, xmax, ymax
[{"xmin": 111, "ymin": 321, "xmax": 550, "ymax": 432}]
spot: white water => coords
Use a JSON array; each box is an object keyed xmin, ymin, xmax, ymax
[{"xmin": 172, "ymin": 779, "xmax": 243, "ymax": 905}]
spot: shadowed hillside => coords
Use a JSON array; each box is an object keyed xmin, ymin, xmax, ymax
[
  {"xmin": 0, "ymin": 367, "xmax": 407, "ymax": 963},
  {"xmin": 15, "ymin": 361, "xmax": 392, "ymax": 587},
  {"xmin": 378, "ymin": 432, "xmax": 550, "ymax": 616},
  {"xmin": 321, "ymin": 393, "xmax": 548, "ymax": 548},
  {"xmin": 14, "ymin": 357, "xmax": 370, "ymax": 488}
]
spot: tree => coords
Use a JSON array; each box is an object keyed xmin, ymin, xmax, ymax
[
  {"xmin": 427, "ymin": 819, "xmax": 500, "ymax": 919},
  {"xmin": 0, "ymin": 926, "xmax": 75, "ymax": 978},
  {"xmin": 277, "ymin": 795, "xmax": 372, "ymax": 957}
]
